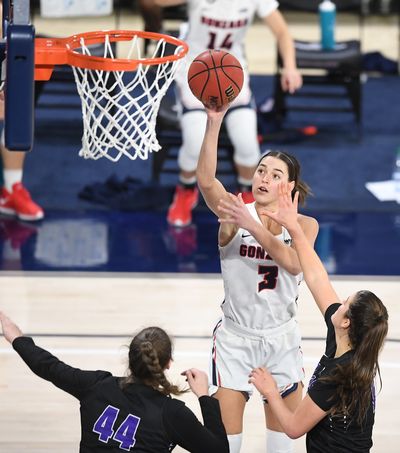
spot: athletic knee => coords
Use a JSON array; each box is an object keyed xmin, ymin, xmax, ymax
[
  {"xmin": 225, "ymin": 108, "xmax": 260, "ymax": 167},
  {"xmin": 178, "ymin": 110, "xmax": 207, "ymax": 172}
]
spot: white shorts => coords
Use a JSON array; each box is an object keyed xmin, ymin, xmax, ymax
[{"xmin": 209, "ymin": 316, "xmax": 304, "ymax": 397}]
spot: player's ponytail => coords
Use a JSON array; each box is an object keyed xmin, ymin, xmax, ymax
[
  {"xmin": 121, "ymin": 326, "xmax": 187, "ymax": 396},
  {"xmin": 259, "ymin": 150, "xmax": 312, "ymax": 206}
]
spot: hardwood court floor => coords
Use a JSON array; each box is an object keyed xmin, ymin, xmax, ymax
[{"xmin": 0, "ymin": 274, "xmax": 398, "ymax": 452}]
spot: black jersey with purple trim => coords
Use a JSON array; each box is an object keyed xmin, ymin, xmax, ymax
[
  {"xmin": 12, "ymin": 336, "xmax": 229, "ymax": 453},
  {"xmin": 306, "ymin": 303, "xmax": 375, "ymax": 452}
]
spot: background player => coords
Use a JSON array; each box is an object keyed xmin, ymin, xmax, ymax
[
  {"xmin": 196, "ymin": 104, "xmax": 318, "ymax": 453},
  {"xmin": 0, "ymin": 86, "xmax": 45, "ymax": 222},
  {"xmin": 219, "ymin": 182, "xmax": 389, "ymax": 452},
  {"xmin": 0, "ymin": 312, "xmax": 229, "ymax": 452},
  {"xmin": 0, "ymin": 139, "xmax": 44, "ymax": 221},
  {"xmin": 155, "ymin": 0, "xmax": 302, "ymax": 227}
]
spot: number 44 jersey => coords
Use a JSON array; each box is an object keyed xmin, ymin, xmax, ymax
[
  {"xmin": 12, "ymin": 337, "xmax": 229, "ymax": 453},
  {"xmin": 219, "ymin": 202, "xmax": 302, "ymax": 331}
]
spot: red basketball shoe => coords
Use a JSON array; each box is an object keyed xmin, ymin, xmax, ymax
[
  {"xmin": 0, "ymin": 183, "xmax": 44, "ymax": 221},
  {"xmin": 167, "ymin": 186, "xmax": 199, "ymax": 227}
]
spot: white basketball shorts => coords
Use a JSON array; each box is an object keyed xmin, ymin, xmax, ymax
[{"xmin": 209, "ymin": 316, "xmax": 304, "ymax": 397}]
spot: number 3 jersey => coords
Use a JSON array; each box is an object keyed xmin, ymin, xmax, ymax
[{"xmin": 219, "ymin": 202, "xmax": 302, "ymax": 330}]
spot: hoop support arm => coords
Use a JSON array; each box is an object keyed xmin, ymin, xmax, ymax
[{"xmin": 35, "ymin": 37, "xmax": 68, "ymax": 80}]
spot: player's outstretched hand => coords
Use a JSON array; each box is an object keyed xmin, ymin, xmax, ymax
[
  {"xmin": 218, "ymin": 192, "xmax": 257, "ymax": 230},
  {"xmin": 205, "ymin": 103, "xmax": 230, "ymax": 119},
  {"xmin": 0, "ymin": 311, "xmax": 23, "ymax": 343},
  {"xmin": 281, "ymin": 67, "xmax": 302, "ymax": 94},
  {"xmin": 248, "ymin": 367, "xmax": 278, "ymax": 400},
  {"xmin": 260, "ymin": 182, "xmax": 299, "ymax": 231},
  {"xmin": 181, "ymin": 368, "xmax": 209, "ymax": 398}
]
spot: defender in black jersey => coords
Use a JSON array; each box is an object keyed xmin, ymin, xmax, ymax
[
  {"xmin": 219, "ymin": 182, "xmax": 388, "ymax": 452},
  {"xmin": 305, "ymin": 303, "xmax": 375, "ymax": 452},
  {"xmin": 0, "ymin": 315, "xmax": 229, "ymax": 453}
]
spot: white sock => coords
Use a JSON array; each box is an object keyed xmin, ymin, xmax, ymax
[
  {"xmin": 3, "ymin": 169, "xmax": 23, "ymax": 192},
  {"xmin": 179, "ymin": 175, "xmax": 197, "ymax": 186},
  {"xmin": 266, "ymin": 429, "xmax": 293, "ymax": 453},
  {"xmin": 228, "ymin": 433, "xmax": 243, "ymax": 453}
]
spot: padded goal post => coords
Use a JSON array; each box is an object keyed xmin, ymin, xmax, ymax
[{"xmin": 2, "ymin": 0, "xmax": 35, "ymax": 151}]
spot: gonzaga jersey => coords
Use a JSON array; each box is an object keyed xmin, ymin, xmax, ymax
[
  {"xmin": 176, "ymin": 0, "xmax": 279, "ymax": 107},
  {"xmin": 184, "ymin": 0, "xmax": 278, "ymax": 69},
  {"xmin": 219, "ymin": 202, "xmax": 301, "ymax": 330}
]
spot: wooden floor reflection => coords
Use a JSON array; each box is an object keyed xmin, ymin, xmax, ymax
[{"xmin": 0, "ymin": 274, "xmax": 398, "ymax": 452}]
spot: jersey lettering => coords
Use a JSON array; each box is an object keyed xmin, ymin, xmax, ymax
[
  {"xmin": 258, "ymin": 265, "xmax": 279, "ymax": 291},
  {"xmin": 201, "ymin": 16, "xmax": 249, "ymax": 29},
  {"xmin": 206, "ymin": 32, "xmax": 233, "ymax": 50},
  {"xmin": 93, "ymin": 405, "xmax": 141, "ymax": 451},
  {"xmin": 239, "ymin": 244, "xmax": 273, "ymax": 260}
]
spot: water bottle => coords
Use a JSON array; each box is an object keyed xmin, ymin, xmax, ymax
[
  {"xmin": 392, "ymin": 147, "xmax": 400, "ymax": 204},
  {"xmin": 319, "ymin": 0, "xmax": 336, "ymax": 50}
]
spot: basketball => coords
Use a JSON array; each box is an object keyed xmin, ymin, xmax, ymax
[{"xmin": 187, "ymin": 49, "xmax": 244, "ymax": 109}]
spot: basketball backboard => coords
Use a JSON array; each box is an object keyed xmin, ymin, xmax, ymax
[{"xmin": 1, "ymin": 0, "xmax": 35, "ymax": 151}]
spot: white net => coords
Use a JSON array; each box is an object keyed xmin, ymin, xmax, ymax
[{"xmin": 71, "ymin": 33, "xmax": 185, "ymax": 162}]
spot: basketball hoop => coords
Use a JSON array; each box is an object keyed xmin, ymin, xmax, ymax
[{"xmin": 35, "ymin": 30, "xmax": 188, "ymax": 162}]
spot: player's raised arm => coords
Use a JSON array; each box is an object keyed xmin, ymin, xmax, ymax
[
  {"xmin": 0, "ymin": 311, "xmax": 23, "ymax": 343},
  {"xmin": 262, "ymin": 183, "xmax": 339, "ymax": 315},
  {"xmin": 196, "ymin": 107, "xmax": 240, "ymax": 244},
  {"xmin": 196, "ymin": 107, "xmax": 230, "ymax": 216}
]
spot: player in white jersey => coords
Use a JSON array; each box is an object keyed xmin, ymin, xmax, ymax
[
  {"xmin": 196, "ymin": 105, "xmax": 319, "ymax": 453},
  {"xmin": 219, "ymin": 202, "xmax": 301, "ymax": 330},
  {"xmin": 155, "ymin": 0, "xmax": 302, "ymax": 227}
]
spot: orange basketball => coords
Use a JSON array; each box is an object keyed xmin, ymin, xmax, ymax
[{"xmin": 187, "ymin": 49, "xmax": 244, "ymax": 109}]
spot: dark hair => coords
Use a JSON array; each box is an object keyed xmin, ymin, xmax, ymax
[
  {"xmin": 324, "ymin": 290, "xmax": 388, "ymax": 424},
  {"xmin": 120, "ymin": 327, "xmax": 187, "ymax": 396},
  {"xmin": 257, "ymin": 150, "xmax": 311, "ymax": 205}
]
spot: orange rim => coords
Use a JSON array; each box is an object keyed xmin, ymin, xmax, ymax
[{"xmin": 35, "ymin": 30, "xmax": 189, "ymax": 80}]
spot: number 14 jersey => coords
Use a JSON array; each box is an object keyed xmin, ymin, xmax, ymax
[
  {"xmin": 219, "ymin": 202, "xmax": 301, "ymax": 330},
  {"xmin": 184, "ymin": 0, "xmax": 279, "ymax": 70}
]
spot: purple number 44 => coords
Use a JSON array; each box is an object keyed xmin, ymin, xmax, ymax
[{"xmin": 93, "ymin": 405, "xmax": 141, "ymax": 451}]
